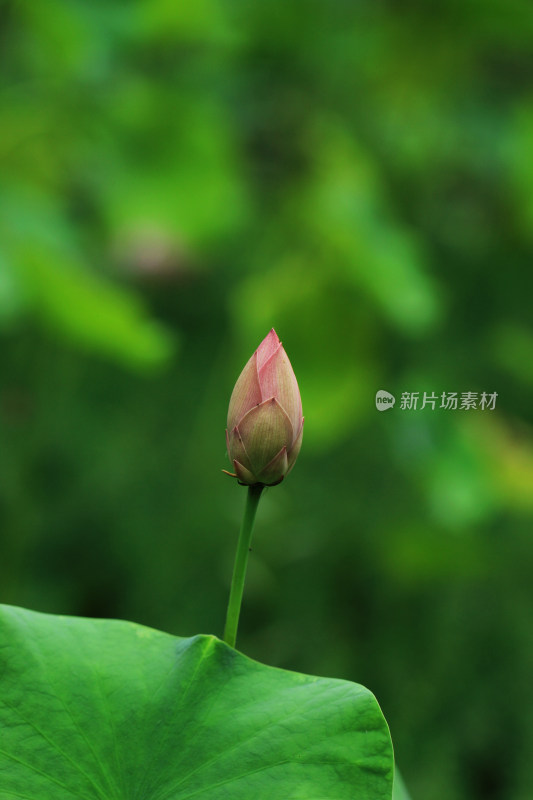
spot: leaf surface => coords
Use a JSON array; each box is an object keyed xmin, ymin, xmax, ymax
[{"xmin": 0, "ymin": 605, "xmax": 393, "ymax": 799}]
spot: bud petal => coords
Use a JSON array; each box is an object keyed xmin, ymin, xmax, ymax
[
  {"xmin": 227, "ymin": 426, "xmax": 253, "ymax": 471},
  {"xmin": 227, "ymin": 354, "xmax": 261, "ymax": 432},
  {"xmin": 224, "ymin": 329, "xmax": 303, "ymax": 486},
  {"xmin": 287, "ymin": 418, "xmax": 304, "ymax": 475},
  {"xmin": 257, "ymin": 446, "xmax": 288, "ymax": 485},
  {"xmin": 256, "ymin": 328, "xmax": 281, "ymax": 370},
  {"xmin": 233, "ymin": 460, "xmax": 256, "ymax": 485},
  {"xmin": 258, "ymin": 345, "xmax": 302, "ymax": 436},
  {"xmin": 237, "ymin": 398, "xmax": 293, "ymax": 475}
]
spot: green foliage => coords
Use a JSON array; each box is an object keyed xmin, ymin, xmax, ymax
[
  {"xmin": 0, "ymin": 605, "xmax": 393, "ymax": 799},
  {"xmin": 392, "ymin": 771, "xmax": 412, "ymax": 800},
  {"xmin": 1, "ymin": 1, "xmax": 533, "ymax": 798},
  {"xmin": 0, "ymin": 187, "xmax": 175, "ymax": 368}
]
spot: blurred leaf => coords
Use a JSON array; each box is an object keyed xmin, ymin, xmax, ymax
[
  {"xmin": 0, "ymin": 187, "xmax": 175, "ymax": 369},
  {"xmin": 393, "ymin": 768, "xmax": 413, "ymax": 800},
  {"xmin": 0, "ymin": 252, "xmax": 24, "ymax": 326},
  {"xmin": 18, "ymin": 246, "xmax": 174, "ymax": 369},
  {"xmin": 101, "ymin": 95, "xmax": 249, "ymax": 248},
  {"xmin": 138, "ymin": 0, "xmax": 232, "ymax": 42},
  {"xmin": 508, "ymin": 102, "xmax": 533, "ymax": 239},
  {"xmin": 493, "ymin": 322, "xmax": 533, "ymax": 387},
  {"xmin": 469, "ymin": 415, "xmax": 533, "ymax": 511},
  {"xmin": 300, "ymin": 118, "xmax": 442, "ymax": 335},
  {"xmin": 393, "ymin": 413, "xmax": 497, "ymax": 529}
]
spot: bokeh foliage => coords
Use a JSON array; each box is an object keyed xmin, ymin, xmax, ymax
[{"xmin": 1, "ymin": 2, "xmax": 533, "ymax": 799}]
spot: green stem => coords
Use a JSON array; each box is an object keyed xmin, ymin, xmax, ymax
[{"xmin": 223, "ymin": 484, "xmax": 264, "ymax": 648}]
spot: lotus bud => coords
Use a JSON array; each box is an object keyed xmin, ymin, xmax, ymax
[{"xmin": 224, "ymin": 329, "xmax": 304, "ymax": 486}]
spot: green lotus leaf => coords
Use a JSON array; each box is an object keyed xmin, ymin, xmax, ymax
[{"xmin": 0, "ymin": 605, "xmax": 393, "ymax": 799}]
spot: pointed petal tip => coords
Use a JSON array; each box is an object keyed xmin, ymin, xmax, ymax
[
  {"xmin": 256, "ymin": 329, "xmax": 281, "ymax": 370},
  {"xmin": 221, "ymin": 469, "xmax": 237, "ymax": 478},
  {"xmin": 257, "ymin": 445, "xmax": 288, "ymax": 485},
  {"xmin": 233, "ymin": 459, "xmax": 257, "ymax": 485},
  {"xmin": 227, "ymin": 352, "xmax": 262, "ymax": 430},
  {"xmin": 257, "ymin": 345, "xmax": 301, "ymax": 431},
  {"xmin": 259, "ymin": 329, "xmax": 280, "ymax": 347}
]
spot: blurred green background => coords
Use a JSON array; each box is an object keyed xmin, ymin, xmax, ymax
[{"xmin": 1, "ymin": 1, "xmax": 533, "ymax": 798}]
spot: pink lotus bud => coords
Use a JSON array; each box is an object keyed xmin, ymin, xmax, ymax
[{"xmin": 224, "ymin": 329, "xmax": 304, "ymax": 486}]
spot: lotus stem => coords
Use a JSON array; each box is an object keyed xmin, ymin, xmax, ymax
[{"xmin": 223, "ymin": 484, "xmax": 264, "ymax": 648}]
